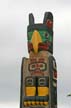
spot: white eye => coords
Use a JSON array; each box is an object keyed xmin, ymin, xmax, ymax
[
  {"xmin": 29, "ymin": 63, "xmax": 36, "ymax": 71},
  {"xmin": 26, "ymin": 77, "xmax": 33, "ymax": 86},
  {"xmin": 39, "ymin": 78, "xmax": 45, "ymax": 86}
]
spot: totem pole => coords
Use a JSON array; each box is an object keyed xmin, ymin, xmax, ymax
[{"xmin": 20, "ymin": 12, "xmax": 57, "ymax": 108}]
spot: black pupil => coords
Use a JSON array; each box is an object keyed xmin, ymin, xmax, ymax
[{"xmin": 45, "ymin": 33, "xmax": 48, "ymax": 38}]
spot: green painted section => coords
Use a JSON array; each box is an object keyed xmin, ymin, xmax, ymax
[{"xmin": 28, "ymin": 30, "xmax": 53, "ymax": 43}]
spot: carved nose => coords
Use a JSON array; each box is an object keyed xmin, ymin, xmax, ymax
[{"xmin": 31, "ymin": 30, "xmax": 42, "ymax": 53}]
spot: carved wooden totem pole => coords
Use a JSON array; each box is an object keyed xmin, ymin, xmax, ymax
[{"xmin": 20, "ymin": 12, "xmax": 57, "ymax": 108}]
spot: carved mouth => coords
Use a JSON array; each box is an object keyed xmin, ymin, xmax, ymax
[
  {"xmin": 31, "ymin": 71, "xmax": 44, "ymax": 76},
  {"xmin": 38, "ymin": 43, "xmax": 50, "ymax": 51},
  {"xmin": 24, "ymin": 96, "xmax": 49, "ymax": 107},
  {"xmin": 28, "ymin": 42, "xmax": 50, "ymax": 52}
]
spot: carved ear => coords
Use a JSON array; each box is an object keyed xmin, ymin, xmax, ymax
[
  {"xmin": 43, "ymin": 12, "xmax": 53, "ymax": 29},
  {"xmin": 29, "ymin": 13, "xmax": 35, "ymax": 25}
]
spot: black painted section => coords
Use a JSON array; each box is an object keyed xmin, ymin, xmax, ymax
[{"xmin": 48, "ymin": 56, "xmax": 57, "ymax": 108}]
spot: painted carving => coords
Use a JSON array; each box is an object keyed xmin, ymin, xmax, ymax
[{"xmin": 20, "ymin": 12, "xmax": 57, "ymax": 108}]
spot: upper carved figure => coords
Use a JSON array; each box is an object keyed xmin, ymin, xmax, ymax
[{"xmin": 27, "ymin": 12, "xmax": 53, "ymax": 54}]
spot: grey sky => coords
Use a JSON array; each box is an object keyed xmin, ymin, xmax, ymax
[{"xmin": 0, "ymin": 0, "xmax": 71, "ymax": 108}]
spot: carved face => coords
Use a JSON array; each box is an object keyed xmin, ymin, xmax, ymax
[
  {"xmin": 27, "ymin": 12, "xmax": 53, "ymax": 54},
  {"xmin": 28, "ymin": 30, "xmax": 53, "ymax": 53},
  {"xmin": 24, "ymin": 76, "xmax": 49, "ymax": 107},
  {"xmin": 28, "ymin": 57, "xmax": 48, "ymax": 76}
]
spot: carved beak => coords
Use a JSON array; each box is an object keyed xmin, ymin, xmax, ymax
[{"xmin": 31, "ymin": 30, "xmax": 42, "ymax": 53}]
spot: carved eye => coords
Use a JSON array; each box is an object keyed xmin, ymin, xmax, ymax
[
  {"xmin": 26, "ymin": 77, "xmax": 33, "ymax": 86},
  {"xmin": 29, "ymin": 63, "xmax": 36, "ymax": 71},
  {"xmin": 45, "ymin": 32, "xmax": 49, "ymax": 38},
  {"xmin": 39, "ymin": 78, "xmax": 46, "ymax": 86}
]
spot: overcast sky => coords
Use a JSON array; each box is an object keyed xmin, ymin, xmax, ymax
[{"xmin": 0, "ymin": 0, "xmax": 71, "ymax": 108}]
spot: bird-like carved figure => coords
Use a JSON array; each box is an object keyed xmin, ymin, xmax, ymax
[{"xmin": 20, "ymin": 12, "xmax": 57, "ymax": 108}]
